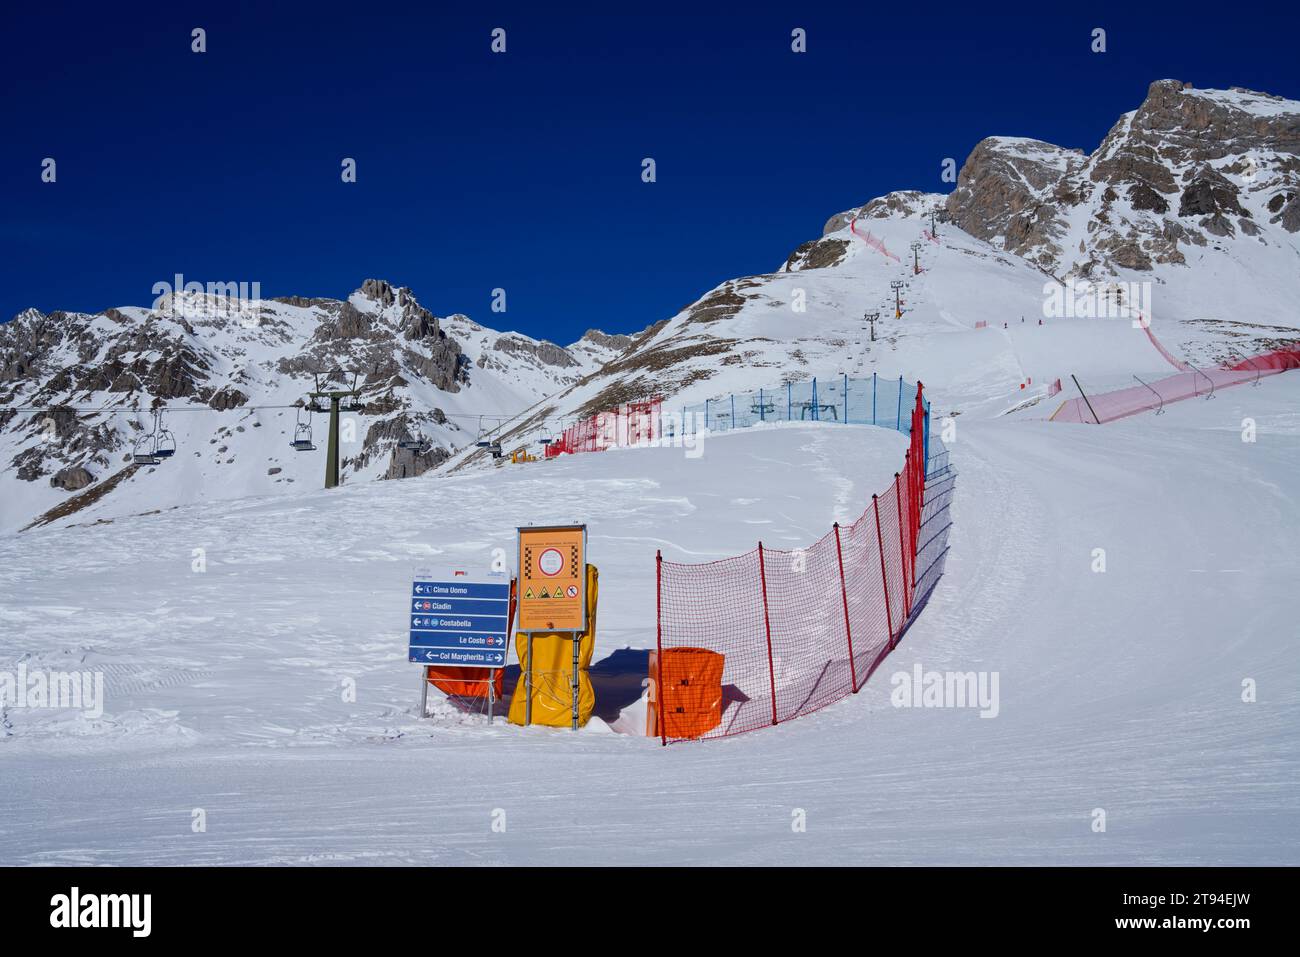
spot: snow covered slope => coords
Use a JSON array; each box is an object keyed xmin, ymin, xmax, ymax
[
  {"xmin": 442, "ymin": 81, "xmax": 1298, "ymax": 472},
  {"xmin": 1, "ymin": 373, "xmax": 1296, "ymax": 864}
]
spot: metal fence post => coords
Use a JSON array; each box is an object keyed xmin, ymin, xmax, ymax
[
  {"xmin": 759, "ymin": 387, "xmax": 765, "ymax": 422},
  {"xmin": 787, "ymin": 381, "xmax": 792, "ymax": 420},
  {"xmin": 873, "ymin": 494, "xmax": 894, "ymax": 647},
  {"xmin": 873, "ymin": 372, "xmax": 877, "ymax": 425},
  {"xmin": 812, "ymin": 377, "xmax": 819, "ymax": 421},
  {"xmin": 757, "ymin": 542, "xmax": 778, "ymax": 725},
  {"xmin": 833, "ymin": 523, "xmax": 858, "ymax": 692},
  {"xmin": 731, "ymin": 393, "xmax": 735, "ymax": 430},
  {"xmin": 655, "ymin": 550, "xmax": 667, "ymax": 746},
  {"xmin": 843, "ymin": 372, "xmax": 848, "ymax": 423},
  {"xmin": 894, "ymin": 468, "xmax": 910, "ymax": 621}
]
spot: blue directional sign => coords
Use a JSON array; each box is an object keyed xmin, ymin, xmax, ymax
[{"xmin": 408, "ymin": 573, "xmax": 511, "ymax": 668}]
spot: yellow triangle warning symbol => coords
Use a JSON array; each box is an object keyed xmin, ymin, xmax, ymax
[
  {"xmin": 524, "ymin": 587, "xmax": 535, "ymax": 599},
  {"xmin": 552, "ymin": 589, "xmax": 565, "ymax": 599},
  {"xmin": 539, "ymin": 587, "xmax": 550, "ymax": 599}
]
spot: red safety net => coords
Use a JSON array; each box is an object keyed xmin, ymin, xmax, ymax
[
  {"xmin": 654, "ymin": 383, "xmax": 952, "ymax": 743},
  {"xmin": 1048, "ymin": 347, "xmax": 1300, "ymax": 424},
  {"xmin": 849, "ymin": 213, "xmax": 902, "ymax": 262},
  {"xmin": 545, "ymin": 397, "xmax": 662, "ymax": 458}
]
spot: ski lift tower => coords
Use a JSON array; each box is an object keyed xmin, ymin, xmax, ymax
[
  {"xmin": 865, "ymin": 311, "xmax": 880, "ymax": 342},
  {"xmin": 930, "ymin": 205, "xmax": 940, "ymax": 238},
  {"xmin": 890, "ymin": 280, "xmax": 905, "ymax": 319},
  {"xmin": 910, "ymin": 242, "xmax": 922, "ymax": 276},
  {"xmin": 308, "ymin": 370, "xmax": 365, "ymax": 489}
]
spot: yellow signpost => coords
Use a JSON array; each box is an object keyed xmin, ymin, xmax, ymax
[{"xmin": 517, "ymin": 524, "xmax": 588, "ymax": 728}]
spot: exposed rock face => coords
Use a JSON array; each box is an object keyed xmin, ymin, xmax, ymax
[
  {"xmin": 385, "ymin": 444, "xmax": 451, "ymax": 480},
  {"xmin": 578, "ymin": 329, "xmax": 634, "ymax": 353},
  {"xmin": 946, "ymin": 137, "xmax": 1085, "ymax": 271},
  {"xmin": 491, "ymin": 335, "xmax": 579, "ymax": 368},
  {"xmin": 50, "ymin": 465, "xmax": 95, "ymax": 491},
  {"xmin": 822, "ymin": 191, "xmax": 944, "ymax": 237},
  {"xmin": 784, "ymin": 237, "xmax": 849, "ymax": 271},
  {"xmin": 945, "ymin": 80, "xmax": 1300, "ymax": 278}
]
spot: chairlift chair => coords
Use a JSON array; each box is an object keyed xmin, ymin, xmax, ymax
[
  {"xmin": 153, "ymin": 427, "xmax": 177, "ymax": 459},
  {"xmin": 132, "ymin": 432, "xmax": 160, "ymax": 466},
  {"xmin": 290, "ymin": 408, "xmax": 316, "ymax": 451}
]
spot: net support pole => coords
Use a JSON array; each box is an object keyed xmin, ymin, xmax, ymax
[
  {"xmin": 873, "ymin": 494, "xmax": 894, "ymax": 648},
  {"xmin": 571, "ymin": 633, "xmax": 579, "ymax": 731},
  {"xmin": 896, "ymin": 376, "xmax": 903, "ymax": 431},
  {"xmin": 833, "ymin": 523, "xmax": 858, "ymax": 693},
  {"xmin": 655, "ymin": 550, "xmax": 667, "ymax": 746},
  {"xmin": 1071, "ymin": 374, "xmax": 1102, "ymax": 425},
  {"xmin": 894, "ymin": 470, "xmax": 910, "ymax": 621},
  {"xmin": 524, "ymin": 632, "xmax": 533, "ymax": 726},
  {"xmin": 757, "ymin": 541, "xmax": 778, "ymax": 725},
  {"xmin": 419, "ymin": 666, "xmax": 428, "ymax": 718}
]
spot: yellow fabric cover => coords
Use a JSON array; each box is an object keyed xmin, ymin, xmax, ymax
[{"xmin": 509, "ymin": 564, "xmax": 597, "ymax": 727}]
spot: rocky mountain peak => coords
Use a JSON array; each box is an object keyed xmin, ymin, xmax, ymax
[{"xmin": 946, "ymin": 79, "xmax": 1300, "ymax": 279}]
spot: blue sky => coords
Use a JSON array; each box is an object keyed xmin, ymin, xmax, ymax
[{"xmin": 2, "ymin": 1, "xmax": 1296, "ymax": 344}]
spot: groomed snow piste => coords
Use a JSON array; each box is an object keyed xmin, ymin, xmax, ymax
[{"xmin": 2, "ymin": 367, "xmax": 1296, "ymax": 864}]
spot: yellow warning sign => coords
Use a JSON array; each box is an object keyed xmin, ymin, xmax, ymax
[{"xmin": 518, "ymin": 525, "xmax": 586, "ymax": 632}]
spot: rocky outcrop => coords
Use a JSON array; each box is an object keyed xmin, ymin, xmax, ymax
[
  {"xmin": 784, "ymin": 238, "xmax": 849, "ymax": 271},
  {"xmin": 945, "ymin": 80, "xmax": 1300, "ymax": 277},
  {"xmin": 49, "ymin": 465, "xmax": 95, "ymax": 491},
  {"xmin": 385, "ymin": 444, "xmax": 451, "ymax": 480},
  {"xmin": 491, "ymin": 335, "xmax": 579, "ymax": 368},
  {"xmin": 946, "ymin": 137, "xmax": 1084, "ymax": 271}
]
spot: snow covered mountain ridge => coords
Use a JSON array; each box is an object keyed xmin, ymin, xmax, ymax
[
  {"xmin": 441, "ymin": 80, "xmax": 1299, "ymax": 472},
  {"xmin": 0, "ymin": 278, "xmax": 642, "ymax": 532},
  {"xmin": 4, "ymin": 79, "xmax": 1296, "ymax": 526}
]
